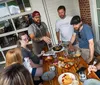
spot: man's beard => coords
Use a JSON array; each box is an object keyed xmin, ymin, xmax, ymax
[
  {"xmin": 33, "ymin": 20, "xmax": 41, "ymax": 27},
  {"xmin": 60, "ymin": 15, "xmax": 66, "ymax": 19}
]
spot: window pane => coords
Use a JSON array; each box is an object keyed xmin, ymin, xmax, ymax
[
  {"xmin": 7, "ymin": 0, "xmax": 31, "ymax": 15},
  {"xmin": 0, "ymin": 52, "xmax": 5, "ymax": 62},
  {"xmin": 0, "ymin": 3, "xmax": 10, "ymax": 18},
  {"xmin": 23, "ymin": 0, "xmax": 31, "ymax": 11},
  {"xmin": 0, "ymin": 19, "xmax": 14, "ymax": 34},
  {"xmin": 96, "ymin": 0, "xmax": 100, "ymax": 8},
  {"xmin": 7, "ymin": 0, "xmax": 22, "ymax": 15},
  {"xmin": 0, "ymin": 34, "xmax": 17, "ymax": 48},
  {"xmin": 13, "ymin": 14, "xmax": 33, "ymax": 29},
  {"xmin": 97, "ymin": 10, "xmax": 100, "ymax": 25}
]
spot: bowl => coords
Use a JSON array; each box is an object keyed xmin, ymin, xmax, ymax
[
  {"xmin": 83, "ymin": 79, "xmax": 100, "ymax": 85},
  {"xmin": 42, "ymin": 71, "xmax": 55, "ymax": 81},
  {"xmin": 52, "ymin": 45, "xmax": 63, "ymax": 51},
  {"xmin": 58, "ymin": 72, "xmax": 79, "ymax": 85}
]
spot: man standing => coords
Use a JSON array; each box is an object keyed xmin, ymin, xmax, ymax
[
  {"xmin": 28, "ymin": 11, "xmax": 51, "ymax": 55},
  {"xmin": 56, "ymin": 5, "xmax": 74, "ymax": 44},
  {"xmin": 70, "ymin": 15, "xmax": 94, "ymax": 64}
]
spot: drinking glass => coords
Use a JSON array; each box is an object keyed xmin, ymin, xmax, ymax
[{"xmin": 79, "ymin": 71, "xmax": 87, "ymax": 82}]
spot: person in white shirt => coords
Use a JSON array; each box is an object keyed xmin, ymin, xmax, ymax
[{"xmin": 56, "ymin": 5, "xmax": 74, "ymax": 44}]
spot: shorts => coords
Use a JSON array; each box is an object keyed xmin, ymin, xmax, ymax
[{"xmin": 32, "ymin": 68, "xmax": 37, "ymax": 76}]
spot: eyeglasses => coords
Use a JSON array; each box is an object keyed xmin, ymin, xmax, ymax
[
  {"xmin": 22, "ymin": 37, "xmax": 29, "ymax": 41},
  {"xmin": 78, "ymin": 32, "xmax": 81, "ymax": 38}
]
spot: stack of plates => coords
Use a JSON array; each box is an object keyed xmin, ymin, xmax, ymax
[{"xmin": 43, "ymin": 51, "xmax": 55, "ymax": 56}]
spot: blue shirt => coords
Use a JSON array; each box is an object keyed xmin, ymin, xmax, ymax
[{"xmin": 75, "ymin": 24, "xmax": 94, "ymax": 49}]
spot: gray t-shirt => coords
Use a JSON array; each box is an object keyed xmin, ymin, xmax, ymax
[{"xmin": 28, "ymin": 22, "xmax": 48, "ymax": 55}]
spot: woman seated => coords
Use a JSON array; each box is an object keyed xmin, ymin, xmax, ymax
[
  {"xmin": 5, "ymin": 48, "xmax": 43, "ymax": 85},
  {"xmin": 17, "ymin": 32, "xmax": 43, "ymax": 77},
  {"xmin": 0, "ymin": 63, "xmax": 34, "ymax": 85},
  {"xmin": 88, "ymin": 63, "xmax": 100, "ymax": 78},
  {"xmin": 6, "ymin": 47, "xmax": 43, "ymax": 77}
]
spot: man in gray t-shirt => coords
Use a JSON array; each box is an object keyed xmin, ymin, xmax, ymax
[{"xmin": 28, "ymin": 11, "xmax": 51, "ymax": 55}]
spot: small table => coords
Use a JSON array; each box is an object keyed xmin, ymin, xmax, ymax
[{"xmin": 43, "ymin": 51, "xmax": 99, "ymax": 85}]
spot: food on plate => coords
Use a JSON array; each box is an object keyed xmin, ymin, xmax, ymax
[
  {"xmin": 59, "ymin": 57, "xmax": 65, "ymax": 61},
  {"xmin": 75, "ymin": 53, "xmax": 81, "ymax": 57},
  {"xmin": 58, "ymin": 61, "xmax": 65, "ymax": 68},
  {"xmin": 62, "ymin": 74, "xmax": 72, "ymax": 85},
  {"xmin": 45, "ymin": 56, "xmax": 53, "ymax": 61},
  {"xmin": 53, "ymin": 45, "xmax": 62, "ymax": 51},
  {"xmin": 64, "ymin": 58, "xmax": 74, "ymax": 63},
  {"xmin": 68, "ymin": 62, "xmax": 74, "ymax": 66},
  {"xmin": 64, "ymin": 64, "xmax": 70, "ymax": 69},
  {"xmin": 75, "ymin": 50, "xmax": 81, "ymax": 57}
]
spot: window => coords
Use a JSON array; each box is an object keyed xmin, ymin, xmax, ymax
[
  {"xmin": 96, "ymin": 0, "xmax": 100, "ymax": 39},
  {"xmin": 0, "ymin": 0, "xmax": 32, "ymax": 64},
  {"xmin": 0, "ymin": 0, "xmax": 31, "ymax": 18},
  {"xmin": 0, "ymin": 34, "xmax": 17, "ymax": 48},
  {"xmin": 13, "ymin": 14, "xmax": 32, "ymax": 30},
  {"xmin": 0, "ymin": 3, "xmax": 10, "ymax": 18},
  {"xmin": 0, "ymin": 19, "xmax": 14, "ymax": 34},
  {"xmin": 0, "ymin": 52, "xmax": 4, "ymax": 62}
]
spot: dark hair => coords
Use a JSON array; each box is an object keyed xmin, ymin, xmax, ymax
[
  {"xmin": 17, "ymin": 32, "xmax": 26, "ymax": 48},
  {"xmin": 70, "ymin": 15, "xmax": 81, "ymax": 25},
  {"xmin": 57, "ymin": 5, "xmax": 66, "ymax": 11},
  {"xmin": 0, "ymin": 63, "xmax": 34, "ymax": 85}
]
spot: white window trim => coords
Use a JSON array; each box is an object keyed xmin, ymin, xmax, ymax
[
  {"xmin": 89, "ymin": 0, "xmax": 99, "ymax": 41},
  {"xmin": 0, "ymin": 0, "xmax": 32, "ymax": 64}
]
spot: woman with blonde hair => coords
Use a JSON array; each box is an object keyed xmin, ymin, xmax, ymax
[
  {"xmin": 5, "ymin": 48, "xmax": 43, "ymax": 85},
  {"xmin": 5, "ymin": 48, "xmax": 22, "ymax": 67}
]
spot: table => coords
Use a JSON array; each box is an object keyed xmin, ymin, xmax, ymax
[{"xmin": 43, "ymin": 51, "xmax": 99, "ymax": 85}]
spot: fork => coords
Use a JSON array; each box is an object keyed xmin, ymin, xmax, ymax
[{"xmin": 88, "ymin": 58, "xmax": 97, "ymax": 75}]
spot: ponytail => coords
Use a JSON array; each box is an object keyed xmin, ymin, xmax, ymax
[{"xmin": 17, "ymin": 40, "xmax": 21, "ymax": 48}]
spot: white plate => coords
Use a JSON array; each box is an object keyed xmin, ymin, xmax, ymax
[
  {"xmin": 43, "ymin": 51, "xmax": 55, "ymax": 56},
  {"xmin": 58, "ymin": 72, "xmax": 78, "ymax": 85},
  {"xmin": 83, "ymin": 79, "xmax": 100, "ymax": 85}
]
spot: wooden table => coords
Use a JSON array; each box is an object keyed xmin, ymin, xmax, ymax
[{"xmin": 43, "ymin": 51, "xmax": 99, "ymax": 85}]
